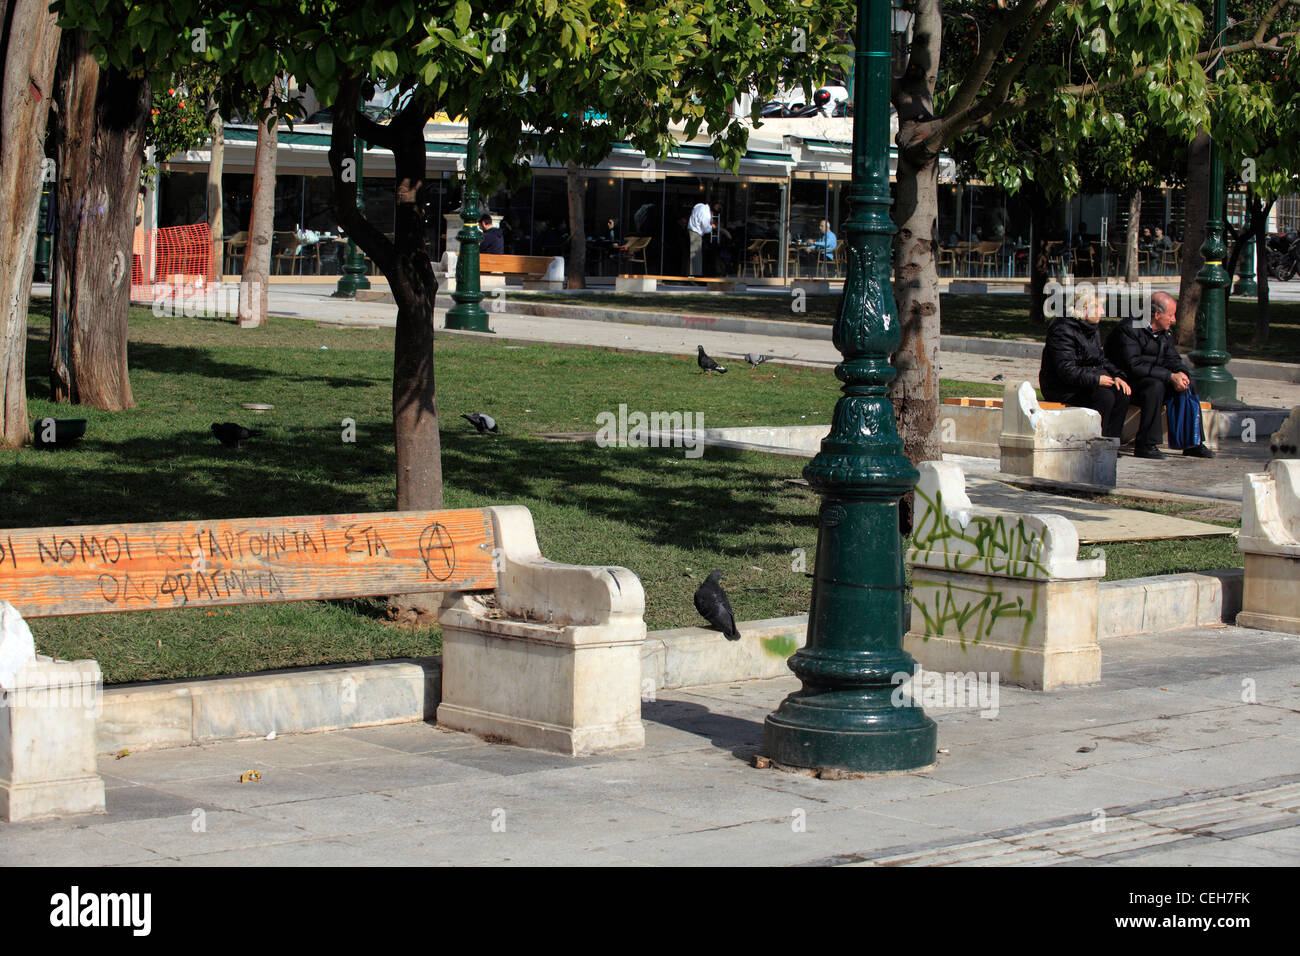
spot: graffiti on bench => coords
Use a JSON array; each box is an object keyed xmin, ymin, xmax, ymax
[{"xmin": 0, "ymin": 510, "xmax": 495, "ymax": 618}]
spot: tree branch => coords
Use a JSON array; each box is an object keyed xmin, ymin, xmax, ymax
[
  {"xmin": 936, "ymin": 0, "xmax": 1062, "ymax": 152},
  {"xmin": 328, "ymin": 72, "xmax": 396, "ymax": 277},
  {"xmin": 999, "ymin": 28, "xmax": 1300, "ymax": 118},
  {"xmin": 943, "ymin": 0, "xmax": 1050, "ymax": 121}
]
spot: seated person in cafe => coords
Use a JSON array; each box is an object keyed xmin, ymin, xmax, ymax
[
  {"xmin": 1104, "ymin": 291, "xmax": 1213, "ymax": 460},
  {"xmin": 1039, "ymin": 285, "xmax": 1131, "ymax": 440},
  {"xmin": 479, "ymin": 214, "xmax": 504, "ymax": 255},
  {"xmin": 799, "ymin": 219, "xmax": 837, "ymax": 264}
]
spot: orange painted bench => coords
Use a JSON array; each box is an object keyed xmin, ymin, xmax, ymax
[{"xmin": 0, "ymin": 509, "xmax": 497, "ymax": 619}]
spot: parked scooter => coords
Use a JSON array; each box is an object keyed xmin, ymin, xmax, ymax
[{"xmin": 1266, "ymin": 230, "xmax": 1300, "ymax": 282}]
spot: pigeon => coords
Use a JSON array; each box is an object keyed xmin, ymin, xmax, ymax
[
  {"xmin": 697, "ymin": 346, "xmax": 727, "ymax": 374},
  {"xmin": 211, "ymin": 422, "xmax": 262, "ymax": 448},
  {"xmin": 744, "ymin": 353, "xmax": 771, "ymax": 368},
  {"xmin": 461, "ymin": 412, "xmax": 499, "ymax": 434},
  {"xmin": 694, "ymin": 570, "xmax": 740, "ymax": 641},
  {"xmin": 992, "ymin": 374, "xmax": 1004, "ymax": 382}
]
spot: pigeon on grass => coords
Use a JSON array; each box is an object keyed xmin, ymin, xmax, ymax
[
  {"xmin": 211, "ymin": 422, "xmax": 262, "ymax": 448},
  {"xmin": 697, "ymin": 346, "xmax": 727, "ymax": 374},
  {"xmin": 694, "ymin": 570, "xmax": 741, "ymax": 641},
  {"xmin": 744, "ymin": 353, "xmax": 771, "ymax": 368},
  {"xmin": 461, "ymin": 413, "xmax": 499, "ymax": 434}
]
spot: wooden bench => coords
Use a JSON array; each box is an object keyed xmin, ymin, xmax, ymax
[
  {"xmin": 0, "ymin": 506, "xmax": 646, "ymax": 819},
  {"xmin": 479, "ymin": 254, "xmax": 563, "ymax": 289},
  {"xmin": 0, "ymin": 510, "xmax": 497, "ymax": 620},
  {"xmin": 615, "ymin": 273, "xmax": 746, "ymax": 292}
]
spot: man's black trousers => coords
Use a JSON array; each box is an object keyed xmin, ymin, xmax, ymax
[{"xmin": 1131, "ymin": 376, "xmax": 1178, "ymax": 449}]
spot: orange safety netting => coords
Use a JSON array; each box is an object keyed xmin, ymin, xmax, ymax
[{"xmin": 130, "ymin": 223, "xmax": 215, "ymax": 300}]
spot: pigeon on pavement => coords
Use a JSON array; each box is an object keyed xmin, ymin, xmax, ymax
[
  {"xmin": 744, "ymin": 353, "xmax": 770, "ymax": 368},
  {"xmin": 211, "ymin": 422, "xmax": 262, "ymax": 448},
  {"xmin": 694, "ymin": 570, "xmax": 741, "ymax": 641},
  {"xmin": 697, "ymin": 346, "xmax": 727, "ymax": 374},
  {"xmin": 461, "ymin": 413, "xmax": 499, "ymax": 434}
]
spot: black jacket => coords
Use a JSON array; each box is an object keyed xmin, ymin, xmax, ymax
[
  {"xmin": 480, "ymin": 227, "xmax": 504, "ymax": 255},
  {"xmin": 1104, "ymin": 317, "xmax": 1187, "ymax": 384},
  {"xmin": 1039, "ymin": 317, "xmax": 1123, "ymax": 400}
]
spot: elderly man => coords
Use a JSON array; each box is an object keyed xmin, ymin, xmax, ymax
[{"xmin": 1104, "ymin": 291, "xmax": 1213, "ymax": 459}]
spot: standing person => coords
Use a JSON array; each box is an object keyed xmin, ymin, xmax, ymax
[
  {"xmin": 479, "ymin": 214, "xmax": 504, "ymax": 255},
  {"xmin": 688, "ymin": 197, "xmax": 712, "ymax": 276},
  {"xmin": 1104, "ymin": 291, "xmax": 1214, "ymax": 459},
  {"xmin": 1039, "ymin": 285, "xmax": 1132, "ymax": 439}
]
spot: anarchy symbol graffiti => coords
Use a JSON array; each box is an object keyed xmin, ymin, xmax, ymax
[{"xmin": 419, "ymin": 522, "xmax": 456, "ymax": 581}]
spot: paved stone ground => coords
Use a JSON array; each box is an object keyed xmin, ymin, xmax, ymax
[{"xmin": 4, "ymin": 625, "xmax": 1297, "ymax": 866}]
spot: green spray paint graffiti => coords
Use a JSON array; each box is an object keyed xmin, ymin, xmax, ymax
[
  {"xmin": 911, "ymin": 577, "xmax": 1039, "ymax": 650},
  {"xmin": 909, "ymin": 486, "xmax": 1049, "ymax": 579},
  {"xmin": 761, "ymin": 634, "xmax": 800, "ymax": 659}
]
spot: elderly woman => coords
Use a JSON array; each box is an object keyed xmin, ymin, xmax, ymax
[{"xmin": 1038, "ymin": 285, "xmax": 1132, "ymax": 439}]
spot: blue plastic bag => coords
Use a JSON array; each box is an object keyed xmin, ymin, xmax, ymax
[{"xmin": 1165, "ymin": 390, "xmax": 1203, "ymax": 450}]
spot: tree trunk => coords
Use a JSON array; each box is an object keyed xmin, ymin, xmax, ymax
[
  {"xmin": 207, "ymin": 94, "xmax": 224, "ymax": 281},
  {"xmin": 329, "ymin": 77, "xmax": 444, "ymax": 516},
  {"xmin": 49, "ymin": 29, "xmax": 148, "ymax": 410},
  {"xmin": 891, "ymin": 146, "xmax": 942, "ymax": 468},
  {"xmin": 1176, "ymin": 130, "xmax": 1211, "ymax": 348},
  {"xmin": 239, "ymin": 82, "xmax": 277, "ymax": 328},
  {"xmin": 0, "ymin": 0, "xmax": 61, "ymax": 446},
  {"xmin": 564, "ymin": 161, "xmax": 586, "ymax": 289},
  {"xmin": 1124, "ymin": 187, "xmax": 1140, "ymax": 284},
  {"xmin": 328, "ymin": 79, "xmax": 444, "ymax": 624}
]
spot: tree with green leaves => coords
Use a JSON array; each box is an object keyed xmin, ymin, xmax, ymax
[
  {"xmin": 61, "ymin": 0, "xmax": 855, "ymax": 515},
  {"xmin": 891, "ymin": 0, "xmax": 1223, "ymax": 467},
  {"xmin": 1205, "ymin": 3, "xmax": 1300, "ymax": 347}
]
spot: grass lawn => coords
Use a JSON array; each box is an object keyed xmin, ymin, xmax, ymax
[
  {"xmin": 2, "ymin": 300, "xmax": 1239, "ymax": 684},
  {"xmin": 511, "ymin": 290, "xmax": 1300, "ymax": 364}
]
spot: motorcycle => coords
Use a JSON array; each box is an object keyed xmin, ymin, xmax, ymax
[
  {"xmin": 758, "ymin": 86, "xmax": 849, "ymax": 118},
  {"xmin": 1266, "ymin": 230, "xmax": 1300, "ymax": 282}
]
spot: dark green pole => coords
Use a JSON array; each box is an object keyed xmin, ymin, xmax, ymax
[
  {"xmin": 33, "ymin": 183, "xmax": 52, "ymax": 282},
  {"xmin": 1190, "ymin": 0, "xmax": 1237, "ymax": 401},
  {"xmin": 1232, "ymin": 235, "xmax": 1257, "ymax": 297},
  {"xmin": 445, "ymin": 119, "xmax": 490, "ymax": 332},
  {"xmin": 763, "ymin": 0, "xmax": 936, "ymax": 775},
  {"xmin": 333, "ymin": 136, "xmax": 371, "ymax": 298}
]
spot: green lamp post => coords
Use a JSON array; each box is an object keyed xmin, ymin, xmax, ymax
[
  {"xmin": 34, "ymin": 183, "xmax": 52, "ymax": 282},
  {"xmin": 1190, "ymin": 0, "xmax": 1237, "ymax": 402},
  {"xmin": 445, "ymin": 119, "xmax": 491, "ymax": 332},
  {"xmin": 333, "ymin": 136, "xmax": 371, "ymax": 298},
  {"xmin": 763, "ymin": 0, "xmax": 936, "ymax": 775},
  {"xmin": 1232, "ymin": 235, "xmax": 1257, "ymax": 298}
]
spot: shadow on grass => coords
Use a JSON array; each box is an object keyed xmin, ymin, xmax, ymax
[{"xmin": 4, "ymin": 421, "xmax": 810, "ymax": 563}]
